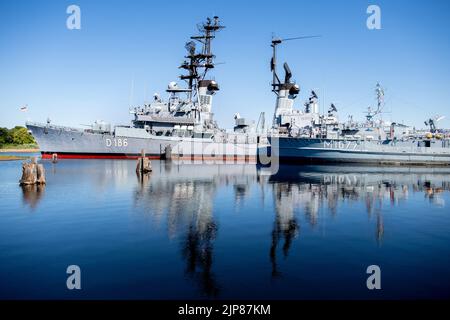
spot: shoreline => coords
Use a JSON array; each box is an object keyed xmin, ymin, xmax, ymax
[
  {"xmin": 0, "ymin": 155, "xmax": 30, "ymax": 161},
  {"xmin": 0, "ymin": 149, "xmax": 40, "ymax": 153}
]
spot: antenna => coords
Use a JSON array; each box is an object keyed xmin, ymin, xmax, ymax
[
  {"xmin": 425, "ymin": 115, "xmax": 446, "ymax": 133},
  {"xmin": 435, "ymin": 115, "xmax": 446, "ymax": 122},
  {"xmin": 365, "ymin": 83, "xmax": 386, "ymax": 122},
  {"xmin": 280, "ymin": 35, "xmax": 322, "ymax": 42},
  {"xmin": 144, "ymin": 85, "xmax": 147, "ymax": 105},
  {"xmin": 375, "ymin": 82, "xmax": 385, "ymax": 113},
  {"xmin": 129, "ymin": 75, "xmax": 135, "ymax": 108},
  {"xmin": 180, "ymin": 16, "xmax": 225, "ymax": 101},
  {"xmin": 257, "ymin": 112, "xmax": 266, "ymax": 133},
  {"xmin": 270, "ymin": 35, "xmax": 321, "ymax": 94}
]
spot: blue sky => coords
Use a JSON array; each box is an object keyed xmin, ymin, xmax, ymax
[{"xmin": 1, "ymin": 0, "xmax": 449, "ymax": 129}]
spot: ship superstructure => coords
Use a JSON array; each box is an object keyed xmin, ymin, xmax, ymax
[
  {"xmin": 132, "ymin": 16, "xmax": 224, "ymax": 138},
  {"xmin": 27, "ymin": 17, "xmax": 265, "ymax": 161},
  {"xmin": 267, "ymin": 38, "xmax": 450, "ymax": 165}
]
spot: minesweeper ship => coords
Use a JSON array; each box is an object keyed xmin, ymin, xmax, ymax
[
  {"xmin": 27, "ymin": 17, "xmax": 264, "ymax": 161},
  {"xmin": 267, "ymin": 37, "xmax": 450, "ymax": 165}
]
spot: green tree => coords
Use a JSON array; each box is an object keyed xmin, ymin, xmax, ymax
[
  {"xmin": 0, "ymin": 127, "xmax": 9, "ymax": 146},
  {"xmin": 10, "ymin": 126, "xmax": 36, "ymax": 145},
  {"xmin": 0, "ymin": 126, "xmax": 36, "ymax": 147}
]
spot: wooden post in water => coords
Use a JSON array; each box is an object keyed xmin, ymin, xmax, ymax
[
  {"xmin": 164, "ymin": 145, "xmax": 172, "ymax": 160},
  {"xmin": 19, "ymin": 157, "xmax": 46, "ymax": 186},
  {"xmin": 136, "ymin": 149, "xmax": 152, "ymax": 174},
  {"xmin": 36, "ymin": 162, "xmax": 46, "ymax": 184}
]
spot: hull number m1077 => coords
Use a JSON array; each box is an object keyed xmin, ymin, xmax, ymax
[
  {"xmin": 324, "ymin": 140, "xmax": 359, "ymax": 150},
  {"xmin": 106, "ymin": 138, "xmax": 128, "ymax": 147}
]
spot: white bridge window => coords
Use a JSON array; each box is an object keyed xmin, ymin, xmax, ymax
[{"xmin": 200, "ymin": 95, "xmax": 211, "ymax": 105}]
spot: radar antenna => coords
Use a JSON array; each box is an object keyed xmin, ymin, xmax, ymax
[
  {"xmin": 270, "ymin": 35, "xmax": 321, "ymax": 95},
  {"xmin": 425, "ymin": 115, "xmax": 446, "ymax": 133}
]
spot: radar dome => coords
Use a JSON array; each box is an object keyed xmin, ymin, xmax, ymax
[{"xmin": 168, "ymin": 82, "xmax": 178, "ymax": 90}]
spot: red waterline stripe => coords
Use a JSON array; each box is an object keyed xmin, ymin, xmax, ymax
[
  {"xmin": 41, "ymin": 153, "xmax": 257, "ymax": 161},
  {"xmin": 41, "ymin": 153, "xmax": 160, "ymax": 160}
]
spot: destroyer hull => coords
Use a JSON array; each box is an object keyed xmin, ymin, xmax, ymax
[
  {"xmin": 270, "ymin": 137, "xmax": 450, "ymax": 165},
  {"xmin": 27, "ymin": 123, "xmax": 259, "ymax": 162}
]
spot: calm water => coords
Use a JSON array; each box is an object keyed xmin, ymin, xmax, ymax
[{"xmin": 1, "ymin": 158, "xmax": 450, "ymax": 299}]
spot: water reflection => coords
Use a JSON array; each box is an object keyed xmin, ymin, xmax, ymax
[
  {"xmin": 268, "ymin": 165, "xmax": 450, "ymax": 248},
  {"xmin": 135, "ymin": 164, "xmax": 450, "ymax": 296},
  {"xmin": 182, "ymin": 219, "xmax": 219, "ymax": 297},
  {"xmin": 134, "ymin": 163, "xmax": 450, "ymax": 295},
  {"xmin": 11, "ymin": 159, "xmax": 450, "ymax": 297},
  {"xmin": 21, "ymin": 184, "xmax": 45, "ymax": 210},
  {"xmin": 134, "ymin": 162, "xmax": 259, "ymax": 296},
  {"xmin": 270, "ymin": 210, "xmax": 299, "ymax": 278},
  {"xmin": 269, "ymin": 165, "xmax": 450, "ymax": 216}
]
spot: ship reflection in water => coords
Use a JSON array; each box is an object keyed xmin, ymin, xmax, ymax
[
  {"xmin": 1, "ymin": 160, "xmax": 450, "ymax": 299},
  {"xmin": 132, "ymin": 162, "xmax": 450, "ymax": 298},
  {"xmin": 133, "ymin": 163, "xmax": 256, "ymax": 297}
]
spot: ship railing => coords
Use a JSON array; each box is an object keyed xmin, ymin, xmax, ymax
[
  {"xmin": 26, "ymin": 121, "xmax": 84, "ymax": 133},
  {"xmin": 217, "ymin": 133, "xmax": 259, "ymax": 145}
]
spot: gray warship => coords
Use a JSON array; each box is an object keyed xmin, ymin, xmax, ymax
[
  {"xmin": 26, "ymin": 17, "xmax": 265, "ymax": 161},
  {"xmin": 267, "ymin": 37, "xmax": 450, "ymax": 165}
]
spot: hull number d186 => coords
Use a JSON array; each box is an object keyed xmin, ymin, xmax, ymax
[{"xmin": 106, "ymin": 138, "xmax": 128, "ymax": 147}]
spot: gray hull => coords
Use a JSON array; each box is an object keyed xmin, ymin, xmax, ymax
[
  {"xmin": 270, "ymin": 137, "xmax": 450, "ymax": 165},
  {"xmin": 27, "ymin": 123, "xmax": 260, "ymax": 161}
]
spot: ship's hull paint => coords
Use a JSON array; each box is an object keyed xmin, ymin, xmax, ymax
[
  {"xmin": 269, "ymin": 137, "xmax": 450, "ymax": 165},
  {"xmin": 28, "ymin": 124, "xmax": 259, "ymax": 162}
]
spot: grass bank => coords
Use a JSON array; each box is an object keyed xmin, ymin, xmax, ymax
[
  {"xmin": 0, "ymin": 155, "xmax": 30, "ymax": 161},
  {"xmin": 0, "ymin": 144, "xmax": 39, "ymax": 153}
]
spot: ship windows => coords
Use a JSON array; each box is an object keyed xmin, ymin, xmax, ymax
[
  {"xmin": 200, "ymin": 95, "xmax": 211, "ymax": 105},
  {"xmin": 418, "ymin": 140, "xmax": 432, "ymax": 147}
]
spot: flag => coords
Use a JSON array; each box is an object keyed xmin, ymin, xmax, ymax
[{"xmin": 20, "ymin": 105, "xmax": 28, "ymax": 112}]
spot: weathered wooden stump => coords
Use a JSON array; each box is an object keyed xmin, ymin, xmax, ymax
[
  {"xmin": 136, "ymin": 149, "xmax": 152, "ymax": 174},
  {"xmin": 19, "ymin": 162, "xmax": 37, "ymax": 185},
  {"xmin": 19, "ymin": 157, "xmax": 46, "ymax": 185},
  {"xmin": 164, "ymin": 145, "xmax": 172, "ymax": 160},
  {"xmin": 36, "ymin": 163, "xmax": 46, "ymax": 184}
]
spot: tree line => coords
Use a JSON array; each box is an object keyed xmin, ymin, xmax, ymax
[{"xmin": 0, "ymin": 126, "xmax": 36, "ymax": 147}]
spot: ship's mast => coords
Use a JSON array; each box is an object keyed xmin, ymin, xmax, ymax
[
  {"xmin": 270, "ymin": 35, "xmax": 320, "ymax": 96},
  {"xmin": 180, "ymin": 16, "xmax": 225, "ymax": 102},
  {"xmin": 271, "ymin": 39, "xmax": 282, "ymax": 95},
  {"xmin": 365, "ymin": 82, "xmax": 385, "ymax": 123},
  {"xmin": 375, "ymin": 82, "xmax": 385, "ymax": 114},
  {"xmin": 270, "ymin": 35, "xmax": 320, "ymax": 128}
]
